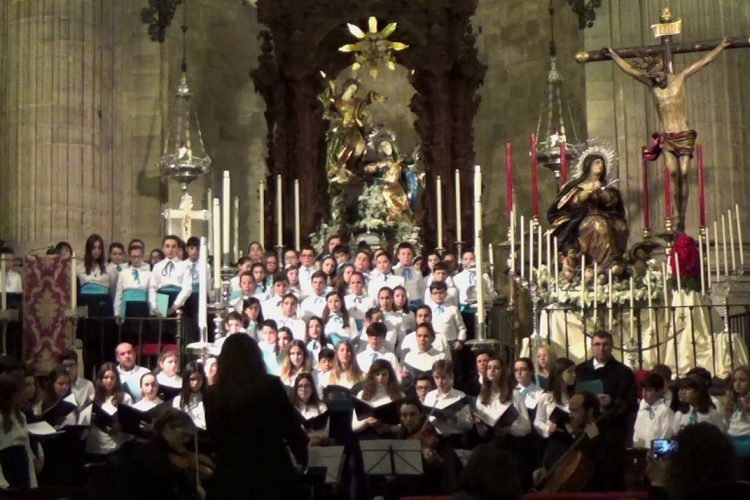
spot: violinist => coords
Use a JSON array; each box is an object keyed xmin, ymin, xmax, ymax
[
  {"xmin": 130, "ymin": 408, "xmax": 211, "ymax": 500},
  {"xmin": 537, "ymin": 391, "xmax": 614, "ymax": 492}
]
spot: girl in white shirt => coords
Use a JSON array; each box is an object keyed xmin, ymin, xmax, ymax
[
  {"xmin": 155, "ymin": 350, "xmax": 181, "ymax": 390},
  {"xmin": 280, "ymin": 340, "xmax": 313, "ymax": 388},
  {"xmin": 376, "ymin": 287, "xmax": 404, "ymax": 352},
  {"xmin": 352, "ymin": 359, "xmax": 404, "ymax": 435},
  {"xmin": 533, "ymin": 358, "xmax": 575, "ymax": 439},
  {"xmin": 171, "ymin": 362, "xmax": 206, "ymax": 430},
  {"xmin": 322, "ymin": 292, "xmax": 358, "ymax": 346},
  {"xmin": 290, "ymin": 373, "xmax": 329, "ymax": 444},
  {"xmin": 513, "ymin": 357, "xmax": 544, "ymax": 417},
  {"xmin": 241, "ymin": 297, "xmax": 264, "ymax": 340},
  {"xmin": 306, "ymin": 316, "xmax": 332, "ymax": 369},
  {"xmin": 725, "ymin": 366, "xmax": 750, "ymax": 476},
  {"xmin": 325, "ymin": 340, "xmax": 364, "ymax": 390},
  {"xmin": 33, "ymin": 366, "xmax": 77, "ymax": 428},
  {"xmin": 132, "ymin": 373, "xmax": 163, "ymax": 412},
  {"xmin": 475, "ymin": 356, "xmax": 531, "ymax": 439},
  {"xmin": 393, "ymin": 286, "xmax": 416, "ymax": 335},
  {"xmin": 673, "ymin": 374, "xmax": 725, "ymax": 435},
  {"xmin": 86, "ymin": 362, "xmax": 133, "ymax": 457},
  {"xmin": 259, "ymin": 320, "xmax": 281, "ymax": 376},
  {"xmin": 0, "ymin": 373, "xmax": 37, "ymax": 489}
]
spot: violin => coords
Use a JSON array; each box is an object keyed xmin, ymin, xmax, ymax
[{"xmin": 168, "ymin": 449, "xmax": 216, "ymax": 480}]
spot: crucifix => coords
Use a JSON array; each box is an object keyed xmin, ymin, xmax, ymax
[
  {"xmin": 576, "ymin": 7, "xmax": 750, "ymax": 233},
  {"xmin": 162, "ymin": 191, "xmax": 211, "ymax": 242}
]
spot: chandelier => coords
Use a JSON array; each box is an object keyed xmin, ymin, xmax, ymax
[
  {"xmin": 158, "ymin": 0, "xmax": 211, "ymax": 190},
  {"xmin": 338, "ymin": 16, "xmax": 409, "ymax": 79},
  {"xmin": 535, "ymin": 1, "xmax": 580, "ymax": 177}
]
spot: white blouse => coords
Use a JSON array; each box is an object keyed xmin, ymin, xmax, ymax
[
  {"xmin": 172, "ymin": 393, "xmax": 206, "ymax": 430},
  {"xmin": 0, "ymin": 412, "xmax": 37, "ymax": 489},
  {"xmin": 352, "ymin": 387, "xmax": 396, "ymax": 433},
  {"xmin": 85, "ymin": 393, "xmax": 134, "ymax": 455},
  {"xmin": 673, "ymin": 406, "xmax": 726, "ymax": 435},
  {"xmin": 475, "ymin": 389, "xmax": 531, "ymax": 437},
  {"xmin": 424, "ymin": 388, "xmax": 472, "ymax": 435},
  {"xmin": 296, "ymin": 402, "xmax": 329, "ymax": 439},
  {"xmin": 533, "ymin": 392, "xmax": 569, "ymax": 438}
]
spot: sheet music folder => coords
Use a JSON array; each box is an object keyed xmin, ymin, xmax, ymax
[{"xmin": 360, "ymin": 439, "xmax": 423, "ymax": 476}]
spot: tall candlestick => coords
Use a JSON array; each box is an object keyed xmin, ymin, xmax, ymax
[
  {"xmin": 212, "ymin": 199, "xmax": 222, "ymax": 290},
  {"xmin": 697, "ymin": 145, "xmax": 706, "ymax": 227},
  {"xmin": 674, "ymin": 252, "xmax": 682, "ymax": 297},
  {"xmin": 207, "ymin": 188, "xmax": 213, "ymax": 254},
  {"xmin": 505, "ymin": 143, "xmax": 513, "ymax": 218},
  {"xmin": 593, "ymin": 262, "xmax": 598, "ymax": 325},
  {"xmin": 529, "ymin": 219, "xmax": 534, "ymax": 281},
  {"xmin": 276, "ymin": 175, "xmax": 283, "ymax": 248},
  {"xmin": 664, "ymin": 166, "xmax": 672, "ymax": 220},
  {"xmin": 629, "ymin": 276, "xmax": 635, "ymax": 343},
  {"xmin": 510, "ymin": 210, "xmax": 516, "ymax": 274},
  {"xmin": 728, "ymin": 209, "xmax": 737, "ymax": 272},
  {"xmin": 661, "ymin": 262, "xmax": 669, "ymax": 306},
  {"xmin": 646, "ymin": 265, "xmax": 653, "ymax": 331},
  {"xmin": 713, "ymin": 223, "xmax": 720, "ymax": 283},
  {"xmin": 546, "ymin": 230, "xmax": 551, "ymax": 291},
  {"xmin": 233, "ymin": 196, "xmax": 239, "ymax": 262},
  {"xmin": 473, "ymin": 165, "xmax": 485, "ymax": 335},
  {"xmin": 705, "ymin": 229, "xmax": 712, "ymax": 288},
  {"xmin": 436, "ymin": 176, "xmax": 443, "ymax": 249},
  {"xmin": 559, "ymin": 142, "xmax": 568, "ymax": 186},
  {"xmin": 488, "ymin": 243, "xmax": 494, "ymax": 269},
  {"xmin": 520, "ymin": 215, "xmax": 525, "ymax": 279},
  {"xmin": 198, "ymin": 237, "xmax": 208, "ymax": 333},
  {"xmin": 455, "ymin": 169, "xmax": 462, "ymax": 244},
  {"xmin": 70, "ymin": 253, "xmax": 77, "ymax": 310},
  {"xmin": 537, "ymin": 224, "xmax": 543, "ymax": 286},
  {"xmin": 553, "ymin": 237, "xmax": 559, "ymax": 300},
  {"xmin": 1, "ymin": 256, "xmax": 6, "ymax": 311},
  {"xmin": 294, "ymin": 179, "xmax": 301, "ymax": 251},
  {"xmin": 736, "ymin": 204, "xmax": 744, "ymax": 267},
  {"xmin": 580, "ymin": 254, "xmax": 586, "ymax": 310},
  {"xmin": 607, "ymin": 268, "xmax": 613, "ymax": 330},
  {"xmin": 222, "ymin": 171, "xmax": 231, "ymax": 256},
  {"xmin": 698, "ymin": 230, "xmax": 705, "ymax": 295},
  {"xmin": 258, "ymin": 180, "xmax": 265, "ymax": 249},
  {"xmin": 641, "ymin": 152, "xmax": 650, "ymax": 231},
  {"xmin": 531, "ymin": 134, "xmax": 539, "ymax": 217},
  {"xmin": 721, "ymin": 214, "xmax": 729, "ymax": 277}
]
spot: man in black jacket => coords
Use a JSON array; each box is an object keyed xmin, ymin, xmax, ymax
[{"xmin": 575, "ymin": 330, "xmax": 638, "ymax": 490}]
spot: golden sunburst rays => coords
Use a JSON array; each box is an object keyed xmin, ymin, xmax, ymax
[{"xmin": 338, "ymin": 16, "xmax": 409, "ymax": 78}]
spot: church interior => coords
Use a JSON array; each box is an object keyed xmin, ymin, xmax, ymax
[{"xmin": 1, "ymin": 0, "xmax": 750, "ymax": 498}]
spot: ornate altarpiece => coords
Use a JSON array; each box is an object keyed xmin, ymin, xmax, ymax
[{"xmin": 250, "ymin": 0, "xmax": 486, "ymax": 249}]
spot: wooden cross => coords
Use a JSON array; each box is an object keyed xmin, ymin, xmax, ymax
[{"xmin": 162, "ymin": 191, "xmax": 210, "ymax": 241}]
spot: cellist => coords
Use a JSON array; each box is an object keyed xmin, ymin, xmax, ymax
[{"xmin": 535, "ymin": 392, "xmax": 619, "ymax": 492}]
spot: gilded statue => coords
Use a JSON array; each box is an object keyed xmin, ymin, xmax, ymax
[
  {"xmin": 319, "ymin": 77, "xmax": 385, "ymax": 184},
  {"xmin": 547, "ymin": 144, "xmax": 628, "ymax": 281},
  {"xmin": 362, "ymin": 130, "xmax": 412, "ymax": 224},
  {"xmin": 606, "ymin": 36, "xmax": 731, "ymax": 232}
]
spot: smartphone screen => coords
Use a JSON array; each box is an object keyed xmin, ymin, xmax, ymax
[{"xmin": 651, "ymin": 439, "xmax": 678, "ymax": 458}]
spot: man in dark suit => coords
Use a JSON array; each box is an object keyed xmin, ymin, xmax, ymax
[{"xmin": 575, "ymin": 330, "xmax": 638, "ymax": 490}]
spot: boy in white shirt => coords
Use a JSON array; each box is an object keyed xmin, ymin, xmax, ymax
[
  {"xmin": 0, "ymin": 247, "xmax": 22, "ymax": 295},
  {"xmin": 367, "ymin": 251, "xmax": 404, "ymax": 299},
  {"xmin": 452, "ymin": 250, "xmax": 498, "ymax": 309},
  {"xmin": 399, "ymin": 305, "xmax": 451, "ymax": 360},
  {"xmin": 261, "ymin": 273, "xmax": 289, "ymax": 320},
  {"xmin": 423, "ymin": 263, "xmax": 459, "ymax": 307},
  {"xmin": 300, "ymin": 271, "xmax": 328, "ymax": 322},
  {"xmin": 60, "ymin": 349, "xmax": 94, "ymax": 410},
  {"xmin": 297, "ymin": 246, "xmax": 318, "ymax": 298},
  {"xmin": 344, "ymin": 271, "xmax": 376, "ymax": 333},
  {"xmin": 428, "ymin": 282, "xmax": 466, "ymax": 350},
  {"xmin": 231, "ymin": 271, "xmax": 266, "ymax": 312},
  {"xmin": 356, "ymin": 322, "xmax": 401, "ymax": 379},
  {"xmin": 276, "ymin": 293, "xmax": 306, "ymax": 340},
  {"xmin": 147, "ymin": 235, "xmax": 193, "ymax": 317},
  {"xmin": 229, "ymin": 256, "xmax": 254, "ymax": 299},
  {"xmin": 633, "ymin": 373, "xmax": 674, "ymax": 448},
  {"xmin": 392, "ymin": 243, "xmax": 424, "ymax": 307}
]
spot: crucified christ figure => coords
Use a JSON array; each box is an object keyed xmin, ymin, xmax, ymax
[{"xmin": 607, "ymin": 36, "xmax": 731, "ymax": 232}]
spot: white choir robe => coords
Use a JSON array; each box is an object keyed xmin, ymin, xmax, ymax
[
  {"xmin": 356, "ymin": 346, "xmax": 401, "ymax": 381},
  {"xmin": 402, "ymin": 348, "xmax": 445, "ymax": 380},
  {"xmin": 276, "ymin": 316, "xmax": 307, "ymax": 341},
  {"xmin": 113, "ymin": 265, "xmax": 151, "ymax": 317},
  {"xmin": 367, "ymin": 273, "xmax": 405, "ymax": 302},
  {"xmin": 475, "ymin": 389, "xmax": 531, "ymax": 437},
  {"xmin": 132, "ymin": 397, "xmax": 164, "ymax": 412},
  {"xmin": 632, "ymin": 398, "xmax": 674, "ymax": 448},
  {"xmin": 398, "ymin": 330, "xmax": 451, "ymax": 362},
  {"xmin": 424, "ymin": 388, "xmax": 472, "ymax": 435},
  {"xmin": 344, "ymin": 293, "xmax": 377, "ymax": 328},
  {"xmin": 300, "ymin": 294, "xmax": 327, "ymax": 322},
  {"xmin": 673, "ymin": 406, "xmax": 726, "ymax": 435},
  {"xmin": 147, "ymin": 258, "xmax": 193, "ymax": 313},
  {"xmin": 533, "ymin": 392, "xmax": 569, "ymax": 438},
  {"xmin": 392, "ymin": 264, "xmax": 425, "ymax": 303},
  {"xmin": 452, "ymin": 268, "xmax": 498, "ymax": 306},
  {"xmin": 430, "ymin": 303, "xmax": 467, "ymax": 342},
  {"xmin": 382, "ymin": 311, "xmax": 406, "ymax": 352},
  {"xmin": 515, "ymin": 383, "xmax": 544, "ymax": 412},
  {"xmin": 297, "ymin": 265, "xmax": 317, "ymax": 299},
  {"xmin": 324, "ymin": 314, "xmax": 358, "ymax": 344}
]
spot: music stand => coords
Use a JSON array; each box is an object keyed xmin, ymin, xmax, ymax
[
  {"xmin": 360, "ymin": 440, "xmax": 423, "ymax": 477},
  {"xmin": 308, "ymin": 446, "xmax": 346, "ymax": 485}
]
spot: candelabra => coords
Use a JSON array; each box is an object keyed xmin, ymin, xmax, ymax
[{"xmin": 508, "ymin": 268, "xmax": 542, "ymax": 357}]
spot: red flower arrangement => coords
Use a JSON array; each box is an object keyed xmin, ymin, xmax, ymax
[{"xmin": 670, "ymin": 233, "xmax": 701, "ymax": 291}]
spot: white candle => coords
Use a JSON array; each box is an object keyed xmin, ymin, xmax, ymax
[
  {"xmin": 728, "ymin": 209, "xmax": 737, "ymax": 273},
  {"xmin": 646, "ymin": 264, "xmax": 654, "ymax": 332},
  {"xmin": 520, "ymin": 215, "xmax": 525, "ymax": 279},
  {"xmin": 207, "ymin": 187, "xmax": 213, "ymax": 254},
  {"xmin": 674, "ymin": 252, "xmax": 682, "ymax": 298},
  {"xmin": 258, "ymin": 180, "xmax": 265, "ymax": 249},
  {"xmin": 294, "ymin": 179, "xmax": 301, "ymax": 251},
  {"xmin": 705, "ymin": 229, "xmax": 712, "ymax": 288},
  {"xmin": 537, "ymin": 224, "xmax": 543, "ymax": 286},
  {"xmin": 721, "ymin": 214, "xmax": 729, "ymax": 278},
  {"xmin": 546, "ymin": 229, "xmax": 551, "ymax": 288},
  {"xmin": 629, "ymin": 276, "xmax": 635, "ymax": 342},
  {"xmin": 198, "ymin": 237, "xmax": 208, "ymax": 334},
  {"xmin": 529, "ymin": 219, "xmax": 534, "ymax": 281},
  {"xmin": 276, "ymin": 174, "xmax": 283, "ymax": 248},
  {"xmin": 436, "ymin": 175, "xmax": 443, "ymax": 249},
  {"xmin": 70, "ymin": 253, "xmax": 77, "ymax": 311},
  {"xmin": 488, "ymin": 243, "xmax": 494, "ymax": 269},
  {"xmin": 698, "ymin": 230, "xmax": 705, "ymax": 295},
  {"xmin": 1, "ymin": 256, "xmax": 6, "ymax": 311},
  {"xmin": 212, "ymin": 198, "xmax": 222, "ymax": 290},
  {"xmin": 736, "ymin": 204, "xmax": 745, "ymax": 267},
  {"xmin": 593, "ymin": 262, "xmax": 598, "ymax": 325},
  {"xmin": 607, "ymin": 268, "xmax": 613, "ymax": 330},
  {"xmin": 510, "ymin": 210, "xmax": 515, "ymax": 274},
  {"xmin": 580, "ymin": 254, "xmax": 586, "ymax": 310},
  {"xmin": 661, "ymin": 262, "xmax": 668, "ymax": 306},
  {"xmin": 473, "ymin": 165, "xmax": 485, "ymax": 336},
  {"xmin": 713, "ymin": 222, "xmax": 720, "ymax": 283},
  {"xmin": 233, "ymin": 196, "xmax": 239, "ymax": 262},
  {"xmin": 553, "ymin": 237, "xmax": 559, "ymax": 300},
  {"xmin": 455, "ymin": 169, "xmax": 462, "ymax": 243},
  {"xmin": 222, "ymin": 170, "xmax": 231, "ymax": 256}
]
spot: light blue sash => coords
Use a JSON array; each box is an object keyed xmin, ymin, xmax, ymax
[
  {"xmin": 80, "ymin": 282, "xmax": 109, "ymax": 295},
  {"xmin": 159, "ymin": 285, "xmax": 181, "ymax": 294},
  {"xmin": 120, "ymin": 289, "xmax": 148, "ymax": 316},
  {"xmin": 733, "ymin": 435, "xmax": 750, "ymax": 457}
]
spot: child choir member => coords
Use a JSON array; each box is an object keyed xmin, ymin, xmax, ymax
[
  {"xmin": 535, "ymin": 344, "xmax": 554, "ymax": 389},
  {"xmin": 392, "ymin": 286, "xmax": 416, "ymax": 334},
  {"xmin": 356, "ymin": 323, "xmax": 401, "ymax": 377},
  {"xmin": 300, "ymin": 271, "xmax": 329, "ymax": 321},
  {"xmin": 155, "ymin": 350, "xmax": 181, "ymax": 390},
  {"xmin": 171, "ymin": 362, "xmax": 206, "ymax": 430},
  {"xmin": 280, "ymin": 340, "xmax": 313, "ymax": 388},
  {"xmin": 147, "ymin": 235, "xmax": 193, "ymax": 318},
  {"xmin": 673, "ymin": 374, "xmax": 725, "ymax": 434},
  {"xmin": 132, "ymin": 373, "xmax": 163, "ymax": 411},
  {"xmin": 424, "ymin": 360, "xmax": 472, "ymax": 438},
  {"xmin": 0, "ymin": 373, "xmax": 37, "ymax": 490},
  {"xmin": 376, "ymin": 287, "xmax": 406, "ymax": 352},
  {"xmin": 392, "ymin": 243, "xmax": 425, "ymax": 308},
  {"xmin": 514, "ymin": 357, "xmax": 543, "ymax": 417},
  {"xmin": 401, "ymin": 323, "xmax": 446, "ymax": 393},
  {"xmin": 259, "ymin": 320, "xmax": 282, "ymax": 375},
  {"xmin": 323, "ymin": 341, "xmax": 364, "ymax": 390},
  {"xmin": 290, "ymin": 373, "xmax": 329, "ymax": 443},
  {"xmin": 305, "ymin": 317, "xmax": 332, "ymax": 367},
  {"xmin": 475, "ymin": 356, "xmax": 531, "ymax": 439},
  {"xmin": 322, "ymin": 291, "xmax": 358, "ymax": 345},
  {"xmin": 276, "ymin": 294, "xmax": 306, "ymax": 340},
  {"xmin": 113, "ymin": 244, "xmax": 151, "ymax": 319},
  {"xmin": 352, "ymin": 360, "xmax": 404, "ymax": 435},
  {"xmin": 534, "ymin": 358, "xmax": 575, "ymax": 439},
  {"xmin": 632, "ymin": 373, "xmax": 674, "ymax": 447},
  {"xmin": 726, "ymin": 365, "xmax": 750, "ymax": 478},
  {"xmin": 241, "ymin": 297, "xmax": 264, "ymax": 339},
  {"xmin": 85, "ymin": 363, "xmax": 133, "ymax": 460},
  {"xmin": 77, "ymin": 234, "xmax": 117, "ymax": 316}
]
